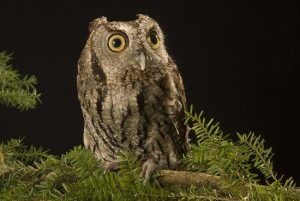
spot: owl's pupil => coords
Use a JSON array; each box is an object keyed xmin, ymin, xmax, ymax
[
  {"xmin": 150, "ymin": 33, "xmax": 158, "ymax": 44},
  {"xmin": 112, "ymin": 38, "xmax": 122, "ymax": 48}
]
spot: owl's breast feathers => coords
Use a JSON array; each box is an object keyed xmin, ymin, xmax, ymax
[
  {"xmin": 78, "ymin": 54, "xmax": 189, "ymax": 168},
  {"xmin": 78, "ymin": 39, "xmax": 188, "ymax": 169}
]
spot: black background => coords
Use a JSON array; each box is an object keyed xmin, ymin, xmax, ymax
[{"xmin": 0, "ymin": 1, "xmax": 299, "ymax": 184}]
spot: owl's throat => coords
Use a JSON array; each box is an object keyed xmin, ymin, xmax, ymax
[{"xmin": 135, "ymin": 52, "xmax": 146, "ymax": 71}]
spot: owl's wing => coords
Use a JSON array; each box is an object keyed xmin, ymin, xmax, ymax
[
  {"xmin": 170, "ymin": 61, "xmax": 187, "ymax": 108},
  {"xmin": 166, "ymin": 58, "xmax": 190, "ymax": 154}
]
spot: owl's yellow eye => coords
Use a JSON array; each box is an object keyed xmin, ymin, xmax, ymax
[
  {"xmin": 147, "ymin": 31, "xmax": 160, "ymax": 49},
  {"xmin": 108, "ymin": 34, "xmax": 126, "ymax": 52}
]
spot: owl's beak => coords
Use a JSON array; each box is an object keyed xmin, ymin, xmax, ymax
[{"xmin": 136, "ymin": 52, "xmax": 146, "ymax": 71}]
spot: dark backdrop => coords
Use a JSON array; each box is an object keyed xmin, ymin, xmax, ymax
[{"xmin": 0, "ymin": 1, "xmax": 299, "ymax": 184}]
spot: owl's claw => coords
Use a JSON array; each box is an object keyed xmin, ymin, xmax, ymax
[
  {"xmin": 140, "ymin": 159, "xmax": 158, "ymax": 181},
  {"xmin": 104, "ymin": 159, "xmax": 122, "ymax": 172}
]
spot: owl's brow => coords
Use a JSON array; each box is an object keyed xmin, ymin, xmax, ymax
[
  {"xmin": 105, "ymin": 21, "xmax": 136, "ymax": 30},
  {"xmin": 104, "ymin": 25, "xmax": 124, "ymax": 31}
]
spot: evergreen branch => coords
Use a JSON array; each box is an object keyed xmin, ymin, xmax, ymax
[
  {"xmin": 0, "ymin": 138, "xmax": 299, "ymax": 200},
  {"xmin": 237, "ymin": 133, "xmax": 277, "ymax": 182},
  {"xmin": 157, "ymin": 170, "xmax": 222, "ymax": 189},
  {"xmin": 0, "ymin": 51, "xmax": 41, "ymax": 110},
  {"xmin": 1, "ymin": 105, "xmax": 299, "ymax": 200},
  {"xmin": 183, "ymin": 106, "xmax": 298, "ymax": 200},
  {"xmin": 237, "ymin": 132, "xmax": 297, "ymax": 198},
  {"xmin": 158, "ymin": 170, "xmax": 300, "ymax": 200}
]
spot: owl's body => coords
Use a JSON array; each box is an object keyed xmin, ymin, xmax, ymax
[{"xmin": 77, "ymin": 15, "xmax": 188, "ymax": 177}]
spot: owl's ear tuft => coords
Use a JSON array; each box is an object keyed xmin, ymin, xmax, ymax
[
  {"xmin": 136, "ymin": 14, "xmax": 151, "ymax": 21},
  {"xmin": 89, "ymin": 17, "xmax": 108, "ymax": 32}
]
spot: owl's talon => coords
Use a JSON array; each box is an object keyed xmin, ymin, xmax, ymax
[
  {"xmin": 140, "ymin": 159, "xmax": 158, "ymax": 181},
  {"xmin": 104, "ymin": 159, "xmax": 122, "ymax": 171}
]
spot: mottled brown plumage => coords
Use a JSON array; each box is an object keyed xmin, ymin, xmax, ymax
[{"xmin": 77, "ymin": 14, "xmax": 189, "ymax": 178}]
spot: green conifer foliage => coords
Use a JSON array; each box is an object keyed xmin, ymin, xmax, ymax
[
  {"xmin": 0, "ymin": 51, "xmax": 40, "ymax": 110},
  {"xmin": 0, "ymin": 108, "xmax": 298, "ymax": 201},
  {"xmin": 183, "ymin": 106, "xmax": 298, "ymax": 200}
]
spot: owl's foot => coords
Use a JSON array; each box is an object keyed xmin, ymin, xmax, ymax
[
  {"xmin": 104, "ymin": 159, "xmax": 122, "ymax": 172},
  {"xmin": 140, "ymin": 158, "xmax": 158, "ymax": 181}
]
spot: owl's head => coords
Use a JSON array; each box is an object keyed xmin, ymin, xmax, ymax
[{"xmin": 86, "ymin": 14, "xmax": 169, "ymax": 79}]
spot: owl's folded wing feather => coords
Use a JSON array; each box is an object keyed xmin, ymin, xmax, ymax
[{"xmin": 166, "ymin": 58, "xmax": 190, "ymax": 155}]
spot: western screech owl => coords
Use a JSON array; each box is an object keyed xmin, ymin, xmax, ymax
[{"xmin": 77, "ymin": 14, "xmax": 189, "ymax": 178}]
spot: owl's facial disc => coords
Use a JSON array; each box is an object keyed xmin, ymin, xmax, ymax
[{"xmin": 136, "ymin": 52, "xmax": 146, "ymax": 71}]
